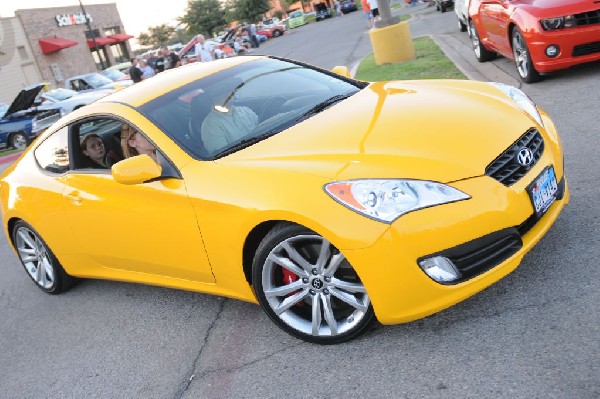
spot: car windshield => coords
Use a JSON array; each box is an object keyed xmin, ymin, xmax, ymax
[
  {"xmin": 102, "ymin": 69, "xmax": 126, "ymax": 81},
  {"xmin": 291, "ymin": 11, "xmax": 303, "ymax": 17},
  {"xmin": 46, "ymin": 89, "xmax": 77, "ymax": 101},
  {"xmin": 139, "ymin": 58, "xmax": 365, "ymax": 160},
  {"xmin": 0, "ymin": 104, "xmax": 8, "ymax": 119},
  {"xmin": 85, "ymin": 73, "xmax": 113, "ymax": 88}
]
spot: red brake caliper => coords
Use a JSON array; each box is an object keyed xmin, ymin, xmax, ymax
[{"xmin": 282, "ymin": 268, "xmax": 303, "ymax": 306}]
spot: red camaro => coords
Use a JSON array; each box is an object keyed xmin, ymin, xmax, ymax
[{"xmin": 468, "ymin": 0, "xmax": 600, "ymax": 83}]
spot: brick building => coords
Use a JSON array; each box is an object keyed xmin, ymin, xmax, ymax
[{"xmin": 0, "ymin": 3, "xmax": 133, "ymax": 103}]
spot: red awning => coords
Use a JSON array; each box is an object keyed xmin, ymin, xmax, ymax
[
  {"xmin": 87, "ymin": 37, "xmax": 117, "ymax": 49},
  {"xmin": 38, "ymin": 37, "xmax": 78, "ymax": 54},
  {"xmin": 108, "ymin": 33, "xmax": 134, "ymax": 43}
]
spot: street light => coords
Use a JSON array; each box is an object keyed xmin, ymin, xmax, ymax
[{"xmin": 78, "ymin": 0, "xmax": 105, "ymax": 70}]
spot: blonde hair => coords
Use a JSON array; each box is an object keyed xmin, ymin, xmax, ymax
[{"xmin": 120, "ymin": 124, "xmax": 139, "ymax": 158}]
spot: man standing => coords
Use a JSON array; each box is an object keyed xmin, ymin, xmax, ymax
[
  {"xmin": 194, "ymin": 34, "xmax": 215, "ymax": 62},
  {"xmin": 139, "ymin": 59, "xmax": 155, "ymax": 80},
  {"xmin": 160, "ymin": 45, "xmax": 181, "ymax": 70},
  {"xmin": 128, "ymin": 58, "xmax": 143, "ymax": 83}
]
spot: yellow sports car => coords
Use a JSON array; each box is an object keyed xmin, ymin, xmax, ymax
[{"xmin": 0, "ymin": 56, "xmax": 568, "ymax": 344}]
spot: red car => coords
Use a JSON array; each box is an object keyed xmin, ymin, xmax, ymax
[{"xmin": 468, "ymin": 0, "xmax": 600, "ymax": 83}]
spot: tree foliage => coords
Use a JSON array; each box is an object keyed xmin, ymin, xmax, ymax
[
  {"xmin": 179, "ymin": 0, "xmax": 228, "ymax": 37},
  {"xmin": 136, "ymin": 24, "xmax": 177, "ymax": 47},
  {"xmin": 230, "ymin": 0, "xmax": 271, "ymax": 23}
]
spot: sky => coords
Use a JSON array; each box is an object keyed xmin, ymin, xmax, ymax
[{"xmin": 0, "ymin": 0, "xmax": 190, "ymax": 45}]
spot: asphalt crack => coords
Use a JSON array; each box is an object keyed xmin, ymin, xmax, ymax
[{"xmin": 173, "ymin": 297, "xmax": 226, "ymax": 399}]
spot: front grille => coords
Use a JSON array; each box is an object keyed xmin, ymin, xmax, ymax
[
  {"xmin": 573, "ymin": 9, "xmax": 600, "ymax": 26},
  {"xmin": 485, "ymin": 128, "xmax": 544, "ymax": 186},
  {"xmin": 573, "ymin": 41, "xmax": 600, "ymax": 57}
]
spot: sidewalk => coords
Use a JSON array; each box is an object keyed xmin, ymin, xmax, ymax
[{"xmin": 0, "ymin": 151, "xmax": 22, "ymax": 165}]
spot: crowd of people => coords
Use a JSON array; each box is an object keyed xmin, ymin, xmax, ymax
[{"xmin": 127, "ymin": 45, "xmax": 182, "ymax": 83}]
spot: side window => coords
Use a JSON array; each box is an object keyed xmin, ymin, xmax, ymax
[
  {"xmin": 34, "ymin": 127, "xmax": 70, "ymax": 174},
  {"xmin": 75, "ymin": 118, "xmax": 124, "ymax": 170}
]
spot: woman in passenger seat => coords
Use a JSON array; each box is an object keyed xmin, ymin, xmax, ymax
[
  {"xmin": 81, "ymin": 133, "xmax": 111, "ymax": 169},
  {"xmin": 120, "ymin": 123, "xmax": 158, "ymax": 163}
]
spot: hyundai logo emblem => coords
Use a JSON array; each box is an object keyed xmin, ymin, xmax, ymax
[
  {"xmin": 311, "ymin": 279, "xmax": 323, "ymax": 289},
  {"xmin": 516, "ymin": 147, "xmax": 534, "ymax": 167}
]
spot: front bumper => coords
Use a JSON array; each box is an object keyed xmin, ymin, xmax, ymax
[
  {"xmin": 344, "ymin": 127, "xmax": 568, "ymax": 325},
  {"xmin": 530, "ymin": 25, "xmax": 600, "ymax": 73}
]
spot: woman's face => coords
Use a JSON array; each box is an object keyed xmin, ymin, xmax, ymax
[
  {"xmin": 128, "ymin": 131, "xmax": 155, "ymax": 156},
  {"xmin": 83, "ymin": 136, "xmax": 105, "ymax": 162}
]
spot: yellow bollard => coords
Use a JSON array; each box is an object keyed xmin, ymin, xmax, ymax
[{"xmin": 369, "ymin": 21, "xmax": 416, "ymax": 65}]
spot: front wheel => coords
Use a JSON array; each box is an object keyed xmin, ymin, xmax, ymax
[
  {"xmin": 469, "ymin": 20, "xmax": 496, "ymax": 62},
  {"xmin": 512, "ymin": 27, "xmax": 541, "ymax": 83},
  {"xmin": 252, "ymin": 223, "xmax": 375, "ymax": 344},
  {"xmin": 10, "ymin": 132, "xmax": 28, "ymax": 150},
  {"xmin": 12, "ymin": 221, "xmax": 76, "ymax": 294},
  {"xmin": 272, "ymin": 29, "xmax": 282, "ymax": 37}
]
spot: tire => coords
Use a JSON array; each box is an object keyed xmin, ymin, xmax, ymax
[
  {"xmin": 272, "ymin": 29, "xmax": 282, "ymax": 37},
  {"xmin": 440, "ymin": 4, "xmax": 447, "ymax": 12},
  {"xmin": 469, "ymin": 20, "xmax": 496, "ymax": 62},
  {"xmin": 12, "ymin": 221, "xmax": 76, "ymax": 294},
  {"xmin": 512, "ymin": 27, "xmax": 542, "ymax": 83},
  {"xmin": 252, "ymin": 223, "xmax": 375, "ymax": 344},
  {"xmin": 10, "ymin": 132, "xmax": 28, "ymax": 150},
  {"xmin": 458, "ymin": 17, "xmax": 467, "ymax": 32}
]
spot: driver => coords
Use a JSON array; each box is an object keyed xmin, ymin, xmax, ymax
[{"xmin": 201, "ymin": 82, "xmax": 258, "ymax": 153}]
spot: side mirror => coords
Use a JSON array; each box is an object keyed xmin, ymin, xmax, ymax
[
  {"xmin": 111, "ymin": 154, "xmax": 162, "ymax": 185},
  {"xmin": 331, "ymin": 66, "xmax": 351, "ymax": 78}
]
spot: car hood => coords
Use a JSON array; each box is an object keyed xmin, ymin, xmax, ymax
[
  {"xmin": 5, "ymin": 84, "xmax": 46, "ymax": 118},
  {"xmin": 513, "ymin": 0, "xmax": 597, "ymax": 15},
  {"xmin": 221, "ymin": 80, "xmax": 540, "ymax": 183}
]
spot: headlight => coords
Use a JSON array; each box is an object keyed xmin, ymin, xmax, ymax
[
  {"xmin": 540, "ymin": 15, "xmax": 576, "ymax": 30},
  {"xmin": 324, "ymin": 179, "xmax": 470, "ymax": 223},
  {"xmin": 488, "ymin": 82, "xmax": 543, "ymax": 127}
]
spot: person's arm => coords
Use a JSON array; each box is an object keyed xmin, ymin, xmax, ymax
[{"xmin": 173, "ymin": 53, "xmax": 181, "ymax": 68}]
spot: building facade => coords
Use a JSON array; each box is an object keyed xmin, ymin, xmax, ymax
[{"xmin": 0, "ymin": 3, "xmax": 133, "ymax": 103}]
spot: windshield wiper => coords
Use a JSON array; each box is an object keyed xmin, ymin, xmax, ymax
[
  {"xmin": 295, "ymin": 93, "xmax": 354, "ymax": 123},
  {"xmin": 212, "ymin": 131, "xmax": 279, "ymax": 158}
]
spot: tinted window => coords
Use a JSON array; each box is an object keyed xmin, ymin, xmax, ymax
[
  {"xmin": 34, "ymin": 127, "xmax": 70, "ymax": 174},
  {"xmin": 139, "ymin": 58, "xmax": 364, "ymax": 159}
]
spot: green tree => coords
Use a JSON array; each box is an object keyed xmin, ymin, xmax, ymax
[
  {"xmin": 179, "ymin": 0, "xmax": 228, "ymax": 37},
  {"xmin": 137, "ymin": 24, "xmax": 177, "ymax": 47},
  {"xmin": 230, "ymin": 0, "xmax": 271, "ymax": 23}
]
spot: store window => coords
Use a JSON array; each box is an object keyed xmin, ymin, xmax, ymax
[{"xmin": 85, "ymin": 29, "xmax": 109, "ymax": 70}]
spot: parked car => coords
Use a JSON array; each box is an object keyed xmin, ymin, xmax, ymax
[
  {"xmin": 341, "ymin": 0, "xmax": 358, "ymax": 14},
  {"xmin": 37, "ymin": 88, "xmax": 113, "ymax": 115},
  {"xmin": 101, "ymin": 68, "xmax": 131, "ymax": 82},
  {"xmin": 288, "ymin": 11, "xmax": 307, "ymax": 28},
  {"xmin": 315, "ymin": 3, "xmax": 332, "ymax": 21},
  {"xmin": 454, "ymin": 0, "xmax": 469, "ymax": 32},
  {"xmin": 435, "ymin": 0, "xmax": 454, "ymax": 13},
  {"xmin": 0, "ymin": 84, "xmax": 61, "ymax": 150},
  {"xmin": 65, "ymin": 72, "xmax": 132, "ymax": 93},
  {"xmin": 468, "ymin": 0, "xmax": 600, "ymax": 83},
  {"xmin": 178, "ymin": 36, "xmax": 235, "ymax": 65},
  {"xmin": 257, "ymin": 24, "xmax": 286, "ymax": 37},
  {"xmin": 0, "ymin": 56, "xmax": 568, "ymax": 344}
]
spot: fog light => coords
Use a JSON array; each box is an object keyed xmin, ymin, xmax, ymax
[
  {"xmin": 419, "ymin": 256, "xmax": 461, "ymax": 283},
  {"xmin": 546, "ymin": 45, "xmax": 560, "ymax": 58}
]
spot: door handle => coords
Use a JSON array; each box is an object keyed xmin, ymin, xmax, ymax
[{"xmin": 65, "ymin": 190, "xmax": 83, "ymax": 205}]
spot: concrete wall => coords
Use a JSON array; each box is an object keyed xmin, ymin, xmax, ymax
[{"xmin": 0, "ymin": 17, "xmax": 43, "ymax": 104}]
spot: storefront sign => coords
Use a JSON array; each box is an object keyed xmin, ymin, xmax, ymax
[{"xmin": 55, "ymin": 13, "xmax": 92, "ymax": 27}]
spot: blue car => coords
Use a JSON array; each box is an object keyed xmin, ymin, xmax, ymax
[{"xmin": 1, "ymin": 84, "xmax": 62, "ymax": 150}]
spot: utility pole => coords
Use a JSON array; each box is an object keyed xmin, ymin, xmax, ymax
[
  {"xmin": 375, "ymin": 0, "xmax": 400, "ymax": 28},
  {"xmin": 78, "ymin": 0, "xmax": 105, "ymax": 70}
]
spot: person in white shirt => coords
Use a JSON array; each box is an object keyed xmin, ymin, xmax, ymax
[
  {"xmin": 194, "ymin": 34, "xmax": 215, "ymax": 62},
  {"xmin": 368, "ymin": 0, "xmax": 379, "ymax": 20}
]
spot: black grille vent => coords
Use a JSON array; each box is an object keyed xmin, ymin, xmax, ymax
[
  {"xmin": 574, "ymin": 9, "xmax": 600, "ymax": 26},
  {"xmin": 485, "ymin": 129, "xmax": 544, "ymax": 186},
  {"xmin": 573, "ymin": 41, "xmax": 600, "ymax": 57}
]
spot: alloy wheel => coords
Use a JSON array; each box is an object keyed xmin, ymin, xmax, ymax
[{"xmin": 15, "ymin": 226, "xmax": 56, "ymax": 290}]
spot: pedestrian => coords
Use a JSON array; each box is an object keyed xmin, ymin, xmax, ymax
[
  {"xmin": 160, "ymin": 45, "xmax": 181, "ymax": 70},
  {"xmin": 194, "ymin": 34, "xmax": 215, "ymax": 62},
  {"xmin": 361, "ymin": 0, "xmax": 373, "ymax": 28},
  {"xmin": 334, "ymin": 0, "xmax": 342, "ymax": 16},
  {"xmin": 139, "ymin": 59, "xmax": 155, "ymax": 80},
  {"xmin": 249, "ymin": 24, "xmax": 260, "ymax": 48},
  {"xmin": 368, "ymin": 0, "xmax": 379, "ymax": 21},
  {"xmin": 128, "ymin": 58, "xmax": 143, "ymax": 83}
]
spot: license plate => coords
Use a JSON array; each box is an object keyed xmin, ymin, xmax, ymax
[{"xmin": 527, "ymin": 166, "xmax": 558, "ymax": 217}]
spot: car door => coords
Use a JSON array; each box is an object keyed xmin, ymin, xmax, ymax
[
  {"xmin": 61, "ymin": 117, "xmax": 215, "ymax": 283},
  {"xmin": 477, "ymin": 0, "xmax": 508, "ymax": 50}
]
